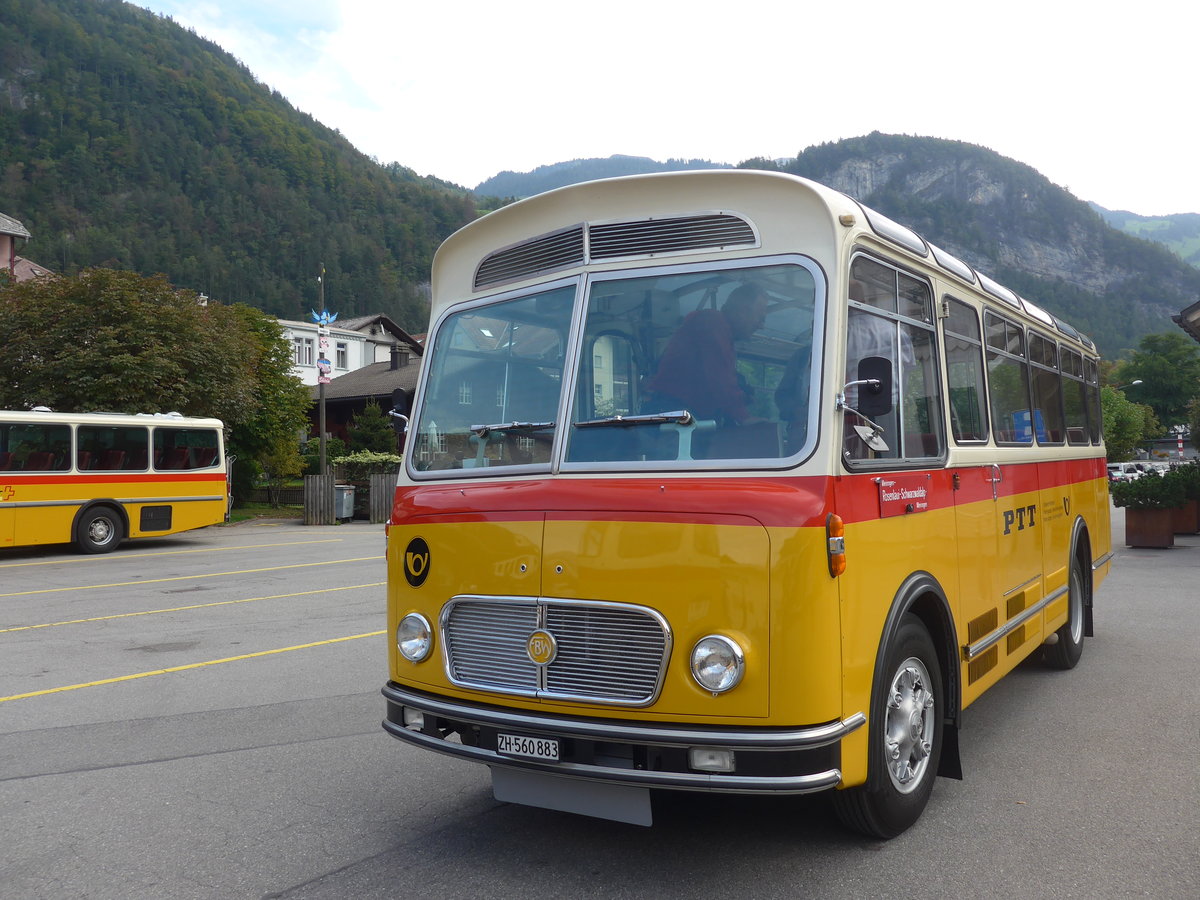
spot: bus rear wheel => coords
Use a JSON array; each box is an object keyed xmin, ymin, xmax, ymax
[
  {"xmin": 833, "ymin": 614, "xmax": 944, "ymax": 839},
  {"xmin": 76, "ymin": 506, "xmax": 124, "ymax": 554},
  {"xmin": 1043, "ymin": 556, "xmax": 1086, "ymax": 670}
]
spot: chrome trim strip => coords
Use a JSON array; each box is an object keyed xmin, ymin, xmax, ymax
[
  {"xmin": 0, "ymin": 495, "xmax": 222, "ymax": 510},
  {"xmin": 1002, "ymin": 574, "xmax": 1042, "ymax": 598},
  {"xmin": 965, "ymin": 585, "xmax": 1068, "ymax": 660},
  {"xmin": 382, "ymin": 682, "xmax": 865, "ymax": 750},
  {"xmin": 1092, "ymin": 551, "xmax": 1114, "ymax": 572},
  {"xmin": 383, "ymin": 719, "xmax": 843, "ymax": 794}
]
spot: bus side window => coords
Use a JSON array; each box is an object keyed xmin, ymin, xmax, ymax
[{"xmin": 943, "ymin": 297, "xmax": 989, "ymax": 443}]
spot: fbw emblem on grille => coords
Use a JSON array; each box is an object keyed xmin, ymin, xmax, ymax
[{"xmin": 526, "ymin": 630, "xmax": 557, "ymax": 666}]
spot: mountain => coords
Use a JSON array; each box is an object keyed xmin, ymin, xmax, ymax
[
  {"xmin": 766, "ymin": 134, "xmax": 1200, "ymax": 357},
  {"xmin": 479, "ymin": 137, "xmax": 1200, "ymax": 358},
  {"xmin": 0, "ymin": 0, "xmax": 477, "ymax": 329},
  {"xmin": 1091, "ymin": 205, "xmax": 1200, "ymax": 268},
  {"xmin": 475, "ymin": 156, "xmax": 731, "ymax": 198},
  {"xmin": 4, "ymin": 4, "xmax": 1195, "ymax": 359}
]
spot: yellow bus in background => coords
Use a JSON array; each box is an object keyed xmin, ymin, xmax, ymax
[
  {"xmin": 382, "ymin": 171, "xmax": 1111, "ymax": 837},
  {"xmin": 0, "ymin": 410, "xmax": 228, "ymax": 553}
]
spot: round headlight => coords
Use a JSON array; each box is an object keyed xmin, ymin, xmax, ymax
[
  {"xmin": 690, "ymin": 635, "xmax": 745, "ymax": 693},
  {"xmin": 397, "ymin": 613, "xmax": 432, "ymax": 662}
]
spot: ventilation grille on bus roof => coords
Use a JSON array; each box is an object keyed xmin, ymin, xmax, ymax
[
  {"xmin": 589, "ymin": 214, "xmax": 756, "ymax": 261},
  {"xmin": 473, "ymin": 213, "xmax": 757, "ymax": 290},
  {"xmin": 474, "ymin": 226, "xmax": 585, "ymax": 290}
]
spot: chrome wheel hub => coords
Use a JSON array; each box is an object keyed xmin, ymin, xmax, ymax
[
  {"xmin": 89, "ymin": 518, "xmax": 113, "ymax": 544},
  {"xmin": 884, "ymin": 657, "xmax": 936, "ymax": 794}
]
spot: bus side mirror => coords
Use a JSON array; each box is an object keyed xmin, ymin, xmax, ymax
[
  {"xmin": 390, "ymin": 388, "xmax": 413, "ymax": 433},
  {"xmin": 855, "ymin": 356, "xmax": 893, "ymax": 417}
]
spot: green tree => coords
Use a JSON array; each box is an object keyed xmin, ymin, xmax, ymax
[
  {"xmin": 1114, "ymin": 332, "xmax": 1200, "ymax": 426},
  {"xmin": 1188, "ymin": 397, "xmax": 1200, "ymax": 452},
  {"xmin": 0, "ymin": 268, "xmax": 311, "ymax": 505},
  {"xmin": 347, "ymin": 400, "xmax": 398, "ymax": 453},
  {"xmin": 1101, "ymin": 386, "xmax": 1156, "ymax": 461},
  {"xmin": 0, "ymin": 268, "xmax": 257, "ymax": 417},
  {"xmin": 222, "ymin": 304, "xmax": 313, "ymax": 506}
]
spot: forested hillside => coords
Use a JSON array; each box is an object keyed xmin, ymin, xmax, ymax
[
  {"xmin": 1092, "ymin": 205, "xmax": 1200, "ymax": 268},
  {"xmin": 475, "ymin": 156, "xmax": 731, "ymax": 198},
  {"xmin": 0, "ymin": 0, "xmax": 475, "ymax": 328}
]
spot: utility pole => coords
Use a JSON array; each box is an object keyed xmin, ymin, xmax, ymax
[{"xmin": 317, "ymin": 263, "xmax": 327, "ymax": 475}]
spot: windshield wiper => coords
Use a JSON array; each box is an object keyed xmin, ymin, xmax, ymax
[
  {"xmin": 469, "ymin": 421, "xmax": 556, "ymax": 438},
  {"xmin": 574, "ymin": 410, "xmax": 695, "ymax": 428}
]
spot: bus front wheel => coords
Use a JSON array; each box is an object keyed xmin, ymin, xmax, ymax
[
  {"xmin": 76, "ymin": 506, "xmax": 124, "ymax": 554},
  {"xmin": 1043, "ymin": 556, "xmax": 1086, "ymax": 670},
  {"xmin": 833, "ymin": 614, "xmax": 944, "ymax": 839}
]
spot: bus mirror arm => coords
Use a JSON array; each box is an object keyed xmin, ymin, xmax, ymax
[
  {"xmin": 387, "ymin": 410, "xmax": 409, "ymax": 434},
  {"xmin": 836, "ymin": 389, "xmax": 891, "ymax": 453}
]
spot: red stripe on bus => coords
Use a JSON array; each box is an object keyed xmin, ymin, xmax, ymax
[
  {"xmin": 1, "ymin": 472, "xmax": 227, "ymax": 486},
  {"xmin": 391, "ymin": 458, "xmax": 1106, "ymax": 529}
]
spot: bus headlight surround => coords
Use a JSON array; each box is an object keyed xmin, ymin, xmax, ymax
[
  {"xmin": 690, "ymin": 635, "xmax": 745, "ymax": 693},
  {"xmin": 397, "ymin": 613, "xmax": 433, "ymax": 662}
]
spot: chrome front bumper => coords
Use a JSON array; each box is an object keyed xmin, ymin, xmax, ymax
[{"xmin": 382, "ymin": 682, "xmax": 865, "ymax": 794}]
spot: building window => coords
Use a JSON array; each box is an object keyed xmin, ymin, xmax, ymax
[
  {"xmin": 293, "ymin": 337, "xmax": 314, "ymax": 366},
  {"xmin": 459, "ymin": 381, "xmax": 472, "ymax": 404},
  {"xmin": 335, "ymin": 342, "xmax": 348, "ymax": 369}
]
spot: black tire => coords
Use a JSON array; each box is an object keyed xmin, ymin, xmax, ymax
[
  {"xmin": 833, "ymin": 614, "xmax": 944, "ymax": 839},
  {"xmin": 1044, "ymin": 555, "xmax": 1086, "ymax": 670},
  {"xmin": 75, "ymin": 506, "xmax": 124, "ymax": 554}
]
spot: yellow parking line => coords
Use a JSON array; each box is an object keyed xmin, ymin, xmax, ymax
[
  {"xmin": 0, "ymin": 539, "xmax": 347, "ymax": 570},
  {"xmin": 0, "ymin": 631, "xmax": 387, "ymax": 704},
  {"xmin": 0, "ymin": 582, "xmax": 386, "ymax": 633},
  {"xmin": 0, "ymin": 556, "xmax": 383, "ymax": 599}
]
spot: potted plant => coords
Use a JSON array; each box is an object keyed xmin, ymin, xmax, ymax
[
  {"xmin": 1111, "ymin": 470, "xmax": 1187, "ymax": 548},
  {"xmin": 1167, "ymin": 461, "xmax": 1200, "ymax": 534}
]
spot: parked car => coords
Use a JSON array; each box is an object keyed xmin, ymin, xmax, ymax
[{"xmin": 1107, "ymin": 462, "xmax": 1143, "ymax": 483}]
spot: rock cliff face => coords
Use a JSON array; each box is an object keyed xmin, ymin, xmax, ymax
[{"xmin": 780, "ymin": 134, "xmax": 1200, "ymax": 354}]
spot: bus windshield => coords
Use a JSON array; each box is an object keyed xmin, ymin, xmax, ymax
[{"xmin": 409, "ymin": 259, "xmax": 823, "ymax": 473}]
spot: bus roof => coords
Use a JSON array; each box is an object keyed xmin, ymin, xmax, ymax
[{"xmin": 434, "ymin": 169, "xmax": 1096, "ymax": 352}]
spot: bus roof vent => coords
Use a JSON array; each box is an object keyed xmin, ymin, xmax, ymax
[
  {"xmin": 474, "ymin": 225, "xmax": 585, "ymax": 289},
  {"xmin": 588, "ymin": 213, "xmax": 756, "ymax": 261}
]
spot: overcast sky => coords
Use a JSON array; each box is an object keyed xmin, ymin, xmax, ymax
[{"xmin": 134, "ymin": 0, "xmax": 1196, "ymax": 216}]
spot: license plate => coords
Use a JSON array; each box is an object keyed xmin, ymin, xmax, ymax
[{"xmin": 497, "ymin": 733, "xmax": 560, "ymax": 761}]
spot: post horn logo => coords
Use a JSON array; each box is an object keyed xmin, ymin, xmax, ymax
[
  {"xmin": 403, "ymin": 537, "xmax": 430, "ymax": 588},
  {"xmin": 526, "ymin": 630, "xmax": 557, "ymax": 666}
]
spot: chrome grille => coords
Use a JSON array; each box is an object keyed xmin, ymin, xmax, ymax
[
  {"xmin": 589, "ymin": 214, "xmax": 756, "ymax": 260},
  {"xmin": 441, "ymin": 596, "xmax": 671, "ymax": 706}
]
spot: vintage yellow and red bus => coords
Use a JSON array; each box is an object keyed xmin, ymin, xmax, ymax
[
  {"xmin": 382, "ymin": 170, "xmax": 1111, "ymax": 836},
  {"xmin": 0, "ymin": 410, "xmax": 228, "ymax": 553}
]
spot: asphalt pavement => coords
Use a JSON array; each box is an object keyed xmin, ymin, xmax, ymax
[{"xmin": 0, "ymin": 508, "xmax": 1196, "ymax": 899}]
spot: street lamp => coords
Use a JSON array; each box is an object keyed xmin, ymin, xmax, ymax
[{"xmin": 1115, "ymin": 379, "xmax": 1143, "ymax": 391}]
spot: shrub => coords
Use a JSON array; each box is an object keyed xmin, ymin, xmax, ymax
[
  {"xmin": 331, "ymin": 450, "xmax": 402, "ymax": 483},
  {"xmin": 1111, "ymin": 471, "xmax": 1186, "ymax": 509}
]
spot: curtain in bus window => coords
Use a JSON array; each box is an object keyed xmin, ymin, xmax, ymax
[
  {"xmin": 566, "ymin": 262, "xmax": 819, "ymax": 465},
  {"xmin": 413, "ymin": 286, "xmax": 574, "ymax": 472}
]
